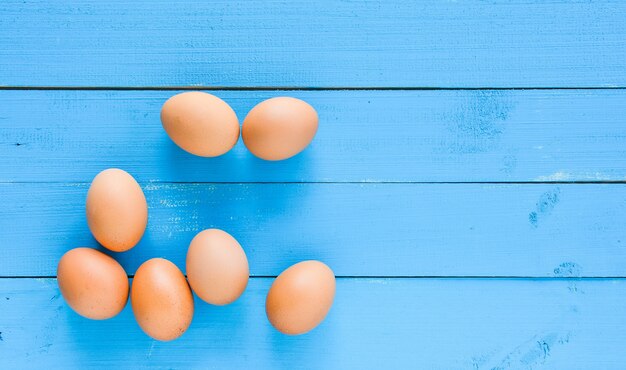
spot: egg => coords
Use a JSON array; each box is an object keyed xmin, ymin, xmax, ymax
[
  {"xmin": 186, "ymin": 229, "xmax": 249, "ymax": 305},
  {"xmin": 86, "ymin": 169, "xmax": 147, "ymax": 252},
  {"xmin": 242, "ymin": 97, "xmax": 318, "ymax": 161},
  {"xmin": 266, "ymin": 260, "xmax": 335, "ymax": 335},
  {"xmin": 161, "ymin": 92, "xmax": 240, "ymax": 157},
  {"xmin": 57, "ymin": 247, "xmax": 129, "ymax": 320},
  {"xmin": 131, "ymin": 258, "xmax": 194, "ymax": 341}
]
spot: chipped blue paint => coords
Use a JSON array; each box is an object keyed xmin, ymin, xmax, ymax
[
  {"xmin": 529, "ymin": 188, "xmax": 561, "ymax": 228},
  {"xmin": 553, "ymin": 263, "xmax": 583, "ymax": 278}
]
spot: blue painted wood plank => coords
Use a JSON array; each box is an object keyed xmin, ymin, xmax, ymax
[
  {"xmin": 2, "ymin": 89, "xmax": 626, "ymax": 182},
  {"xmin": 1, "ymin": 1, "xmax": 625, "ymax": 88},
  {"xmin": 1, "ymin": 183, "xmax": 624, "ymax": 277},
  {"xmin": 1, "ymin": 278, "xmax": 625, "ymax": 369}
]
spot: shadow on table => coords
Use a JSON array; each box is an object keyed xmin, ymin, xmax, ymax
[
  {"xmin": 163, "ymin": 136, "xmax": 317, "ymax": 183},
  {"xmin": 63, "ymin": 279, "xmax": 335, "ymax": 368}
]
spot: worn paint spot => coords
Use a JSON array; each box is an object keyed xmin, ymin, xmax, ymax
[
  {"xmin": 443, "ymin": 91, "xmax": 513, "ymax": 154},
  {"xmin": 143, "ymin": 183, "xmax": 160, "ymax": 192},
  {"xmin": 522, "ymin": 343, "xmax": 549, "ymax": 367},
  {"xmin": 38, "ymin": 343, "xmax": 52, "ymax": 353},
  {"xmin": 500, "ymin": 154, "xmax": 517, "ymax": 174},
  {"xmin": 146, "ymin": 340, "xmax": 156, "ymax": 359},
  {"xmin": 159, "ymin": 198, "xmax": 180, "ymax": 208},
  {"xmin": 535, "ymin": 171, "xmax": 615, "ymax": 181},
  {"xmin": 554, "ymin": 262, "xmax": 584, "ymax": 294},
  {"xmin": 567, "ymin": 284, "xmax": 584, "ymax": 294},
  {"xmin": 1, "ymin": 128, "xmax": 61, "ymax": 151},
  {"xmin": 472, "ymin": 354, "xmax": 489, "ymax": 369},
  {"xmin": 470, "ymin": 349, "xmax": 498, "ymax": 369},
  {"xmin": 553, "ymin": 262, "xmax": 582, "ymax": 278},
  {"xmin": 491, "ymin": 332, "xmax": 571, "ymax": 369},
  {"xmin": 537, "ymin": 189, "xmax": 560, "ymax": 213},
  {"xmin": 0, "ymin": 332, "xmax": 3, "ymax": 341},
  {"xmin": 528, "ymin": 212, "xmax": 538, "ymax": 227},
  {"xmin": 528, "ymin": 188, "xmax": 560, "ymax": 227},
  {"xmin": 535, "ymin": 171, "xmax": 572, "ymax": 181}
]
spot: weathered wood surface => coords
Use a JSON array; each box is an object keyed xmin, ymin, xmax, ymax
[
  {"xmin": 1, "ymin": 183, "xmax": 624, "ymax": 277},
  {"xmin": 2, "ymin": 89, "xmax": 626, "ymax": 183},
  {"xmin": 1, "ymin": 1, "xmax": 625, "ymax": 88},
  {"xmin": 1, "ymin": 278, "xmax": 625, "ymax": 369}
]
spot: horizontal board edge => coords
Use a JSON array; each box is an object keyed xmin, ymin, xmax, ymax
[
  {"xmin": 3, "ymin": 181, "xmax": 626, "ymax": 185},
  {"xmin": 1, "ymin": 86, "xmax": 626, "ymax": 91},
  {"xmin": 2, "ymin": 276, "xmax": 625, "ymax": 280}
]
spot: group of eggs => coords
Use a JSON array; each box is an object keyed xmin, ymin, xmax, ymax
[
  {"xmin": 162, "ymin": 92, "xmax": 319, "ymax": 160},
  {"xmin": 57, "ymin": 92, "xmax": 335, "ymax": 341}
]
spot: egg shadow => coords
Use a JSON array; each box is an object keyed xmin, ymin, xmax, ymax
[
  {"xmin": 164, "ymin": 135, "xmax": 246, "ymax": 182},
  {"xmin": 266, "ymin": 312, "xmax": 337, "ymax": 369},
  {"xmin": 184, "ymin": 289, "xmax": 259, "ymax": 359},
  {"xmin": 236, "ymin": 146, "xmax": 316, "ymax": 214},
  {"xmin": 163, "ymin": 128, "xmax": 317, "ymax": 183},
  {"xmin": 62, "ymin": 291, "xmax": 148, "ymax": 365},
  {"xmin": 213, "ymin": 150, "xmax": 317, "ymax": 276},
  {"xmin": 160, "ymin": 129, "xmax": 316, "ymax": 276}
]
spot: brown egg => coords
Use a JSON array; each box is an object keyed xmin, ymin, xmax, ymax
[
  {"xmin": 161, "ymin": 92, "xmax": 240, "ymax": 157},
  {"xmin": 266, "ymin": 260, "xmax": 335, "ymax": 335},
  {"xmin": 131, "ymin": 258, "xmax": 194, "ymax": 341},
  {"xmin": 242, "ymin": 97, "xmax": 318, "ymax": 161},
  {"xmin": 57, "ymin": 247, "xmax": 129, "ymax": 320},
  {"xmin": 186, "ymin": 229, "xmax": 249, "ymax": 305},
  {"xmin": 86, "ymin": 169, "xmax": 147, "ymax": 252}
]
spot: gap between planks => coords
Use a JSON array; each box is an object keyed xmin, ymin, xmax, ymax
[
  {"xmin": 0, "ymin": 86, "xmax": 625, "ymax": 91},
  {"xmin": 2, "ymin": 276, "xmax": 626, "ymax": 280},
  {"xmin": 2, "ymin": 181, "xmax": 626, "ymax": 185}
]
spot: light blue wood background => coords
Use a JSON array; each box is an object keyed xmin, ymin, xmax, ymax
[{"xmin": 1, "ymin": 1, "xmax": 625, "ymax": 369}]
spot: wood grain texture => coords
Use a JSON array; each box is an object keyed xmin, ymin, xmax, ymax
[
  {"xmin": 2, "ymin": 183, "xmax": 624, "ymax": 277},
  {"xmin": 1, "ymin": 0, "xmax": 625, "ymax": 88},
  {"xmin": 3, "ymin": 1, "xmax": 626, "ymax": 366},
  {"xmin": 1, "ymin": 278, "xmax": 625, "ymax": 369},
  {"xmin": 2, "ymin": 89, "xmax": 626, "ymax": 182}
]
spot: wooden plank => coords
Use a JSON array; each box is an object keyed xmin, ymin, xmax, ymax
[
  {"xmin": 1, "ymin": 277, "xmax": 625, "ymax": 369},
  {"xmin": 2, "ymin": 183, "xmax": 625, "ymax": 277},
  {"xmin": 2, "ymin": 89, "xmax": 626, "ymax": 182},
  {"xmin": 1, "ymin": 1, "xmax": 625, "ymax": 88}
]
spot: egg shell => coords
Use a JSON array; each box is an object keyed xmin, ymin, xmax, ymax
[
  {"xmin": 266, "ymin": 260, "xmax": 335, "ymax": 335},
  {"xmin": 131, "ymin": 258, "xmax": 194, "ymax": 341},
  {"xmin": 186, "ymin": 229, "xmax": 249, "ymax": 305},
  {"xmin": 86, "ymin": 168, "xmax": 147, "ymax": 252},
  {"xmin": 161, "ymin": 92, "xmax": 240, "ymax": 157},
  {"xmin": 242, "ymin": 97, "xmax": 318, "ymax": 161},
  {"xmin": 57, "ymin": 247, "xmax": 129, "ymax": 320}
]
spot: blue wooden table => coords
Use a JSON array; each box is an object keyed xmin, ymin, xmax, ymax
[{"xmin": 1, "ymin": 1, "xmax": 626, "ymax": 368}]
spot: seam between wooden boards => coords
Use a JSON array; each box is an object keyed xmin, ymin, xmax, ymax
[
  {"xmin": 1, "ymin": 86, "xmax": 625, "ymax": 91},
  {"xmin": 2, "ymin": 276, "xmax": 625, "ymax": 280},
  {"xmin": 3, "ymin": 181, "xmax": 626, "ymax": 185}
]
